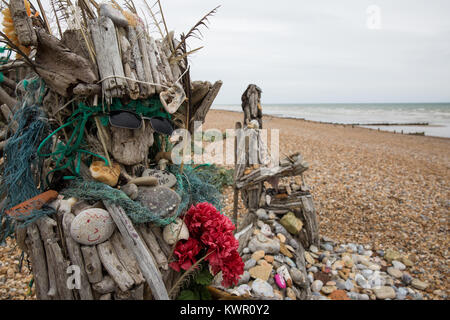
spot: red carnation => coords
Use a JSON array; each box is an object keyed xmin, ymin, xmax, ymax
[
  {"xmin": 170, "ymin": 202, "xmax": 244, "ymax": 287},
  {"xmin": 169, "ymin": 237, "xmax": 202, "ymax": 272}
]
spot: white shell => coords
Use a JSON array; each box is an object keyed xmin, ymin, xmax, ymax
[
  {"xmin": 163, "ymin": 218, "xmax": 189, "ymax": 245},
  {"xmin": 70, "ymin": 208, "xmax": 116, "ymax": 245}
]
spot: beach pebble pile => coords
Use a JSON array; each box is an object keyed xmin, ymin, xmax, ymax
[{"xmin": 219, "ymin": 215, "xmax": 440, "ymax": 300}]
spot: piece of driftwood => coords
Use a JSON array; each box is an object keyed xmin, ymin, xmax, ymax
[
  {"xmin": 73, "ymin": 83, "xmax": 101, "ymax": 96},
  {"xmin": 89, "ymin": 16, "xmax": 127, "ymax": 102},
  {"xmin": 149, "ymin": 224, "xmax": 171, "ymax": 257},
  {"xmin": 117, "ymin": 28, "xmax": 139, "ymax": 99},
  {"xmin": 128, "ymin": 26, "xmax": 148, "ymax": 98},
  {"xmin": 97, "ymin": 240, "xmax": 134, "ymax": 292},
  {"xmin": 92, "ymin": 275, "xmax": 116, "ymax": 294},
  {"xmin": 99, "ymin": 293, "xmax": 112, "ymax": 300},
  {"xmin": 80, "ymin": 245, "xmax": 103, "ymax": 283},
  {"xmin": 163, "ymin": 32, "xmax": 181, "ymax": 81},
  {"xmin": 25, "ymin": 224, "xmax": 50, "ymax": 300},
  {"xmin": 1, "ymin": 75, "xmax": 17, "ymax": 90},
  {"xmin": 297, "ymin": 195, "xmax": 319, "ymax": 248},
  {"xmin": 110, "ymin": 231, "xmax": 145, "ymax": 285},
  {"xmin": 36, "ymin": 216, "xmax": 58, "ymax": 299},
  {"xmin": 62, "ymin": 212, "xmax": 94, "ymax": 299},
  {"xmin": 236, "ymin": 156, "xmax": 309, "ymax": 189},
  {"xmin": 107, "ymin": 124, "xmax": 154, "ymax": 166},
  {"xmin": 47, "ymin": 239, "xmax": 74, "ymax": 300},
  {"xmin": 114, "ymin": 284, "xmax": 144, "ymax": 300},
  {"xmin": 191, "ymin": 81, "xmax": 211, "ymax": 107},
  {"xmin": 9, "ymin": 0, "xmax": 37, "ymax": 46},
  {"xmin": 147, "ymin": 36, "xmax": 162, "ymax": 93},
  {"xmin": 241, "ymin": 84, "xmax": 262, "ymax": 128},
  {"xmin": 34, "ymin": 29, "xmax": 97, "ymax": 97},
  {"xmin": 0, "ymin": 88, "xmax": 18, "ymax": 111},
  {"xmin": 137, "ymin": 224, "xmax": 168, "ymax": 270},
  {"xmin": 191, "ymin": 80, "xmax": 223, "ymax": 130},
  {"xmin": 103, "ymin": 202, "xmax": 169, "ymax": 300},
  {"xmin": 156, "ymin": 40, "xmax": 174, "ymax": 84},
  {"xmin": 136, "ymin": 25, "xmax": 155, "ymax": 97}
]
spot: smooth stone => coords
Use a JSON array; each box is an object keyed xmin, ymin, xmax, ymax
[
  {"xmin": 311, "ymin": 280, "xmax": 323, "ymax": 292},
  {"xmin": 309, "ymin": 245, "xmax": 319, "ymax": 253},
  {"xmin": 321, "ymin": 285, "xmax": 336, "ymax": 295},
  {"xmin": 347, "ymin": 292, "xmax": 360, "ymax": 300},
  {"xmin": 280, "ymin": 212, "xmax": 303, "ymax": 234},
  {"xmin": 162, "ymin": 218, "xmax": 189, "ymax": 245},
  {"xmin": 347, "ymin": 243, "xmax": 357, "ymax": 252},
  {"xmin": 355, "ymin": 274, "xmax": 371, "ymax": 289},
  {"xmin": 251, "ymin": 250, "xmax": 265, "ymax": 261},
  {"xmin": 279, "ymin": 243, "xmax": 293, "ymax": 258},
  {"xmin": 244, "ymin": 259, "xmax": 257, "ymax": 270},
  {"xmin": 401, "ymin": 256, "xmax": 414, "ymax": 267},
  {"xmin": 136, "ymin": 186, "xmax": 181, "ymax": 219},
  {"xmin": 234, "ymin": 284, "xmax": 251, "ymax": 296},
  {"xmin": 89, "ymin": 161, "xmax": 120, "ymax": 187},
  {"xmin": 385, "ymin": 248, "xmax": 402, "ymax": 262},
  {"xmin": 128, "ymin": 176, "xmax": 158, "ymax": 187},
  {"xmin": 304, "ymin": 252, "xmax": 315, "ymax": 265},
  {"xmin": 249, "ymin": 264, "xmax": 273, "ymax": 281},
  {"xmin": 377, "ymin": 250, "xmax": 385, "ymax": 257},
  {"xmin": 289, "ymin": 238, "xmax": 300, "ymax": 250},
  {"xmin": 248, "ymin": 236, "xmax": 280, "ymax": 254},
  {"xmin": 99, "ymin": 3, "xmax": 129, "ymax": 27},
  {"xmin": 276, "ymin": 233, "xmax": 286, "ymax": 243},
  {"xmin": 392, "ymin": 260, "xmax": 406, "ymax": 271},
  {"xmin": 307, "ymin": 274, "xmax": 314, "ymax": 284},
  {"xmin": 402, "ymin": 273, "xmax": 412, "ymax": 285},
  {"xmin": 387, "ymin": 267, "xmax": 403, "ymax": 278},
  {"xmin": 121, "ymin": 183, "xmax": 138, "ymax": 200},
  {"xmin": 308, "ymin": 266, "xmax": 318, "ymax": 273},
  {"xmin": 360, "ymin": 294, "xmax": 370, "ymax": 300},
  {"xmin": 361, "ymin": 269, "xmax": 373, "ymax": 279},
  {"xmin": 238, "ymin": 271, "xmax": 250, "ymax": 285},
  {"xmin": 264, "ymin": 255, "xmax": 274, "ymax": 263},
  {"xmin": 70, "ymin": 208, "xmax": 115, "ymax": 245},
  {"xmin": 243, "ymin": 248, "xmax": 250, "ymax": 254},
  {"xmin": 321, "ymin": 243, "xmax": 334, "ymax": 252},
  {"xmin": 411, "ymin": 279, "xmax": 429, "ymax": 291},
  {"xmin": 251, "ymin": 279, "xmax": 274, "ymax": 298},
  {"xmin": 256, "ymin": 208, "xmax": 269, "ymax": 220},
  {"xmin": 286, "ymin": 287, "xmax": 296, "ymax": 300},
  {"xmin": 142, "ymin": 169, "xmax": 177, "ymax": 188},
  {"xmin": 290, "ymin": 267, "xmax": 307, "ymax": 286},
  {"xmin": 396, "ymin": 287, "xmax": 408, "ymax": 300},
  {"xmin": 284, "ymin": 256, "xmax": 296, "ymax": 268},
  {"xmin": 373, "ymin": 286, "xmax": 396, "ymax": 300},
  {"xmin": 344, "ymin": 279, "xmax": 354, "ymax": 291},
  {"xmin": 260, "ymin": 224, "xmax": 272, "ymax": 237}
]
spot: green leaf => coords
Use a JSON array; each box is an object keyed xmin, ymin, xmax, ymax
[
  {"xmin": 177, "ymin": 289, "xmax": 198, "ymax": 300},
  {"xmin": 199, "ymin": 286, "xmax": 212, "ymax": 300},
  {"xmin": 194, "ymin": 268, "xmax": 213, "ymax": 285}
]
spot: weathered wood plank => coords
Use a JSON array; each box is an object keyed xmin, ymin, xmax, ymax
[
  {"xmin": 97, "ymin": 240, "xmax": 134, "ymax": 292},
  {"xmin": 103, "ymin": 202, "xmax": 169, "ymax": 300}
]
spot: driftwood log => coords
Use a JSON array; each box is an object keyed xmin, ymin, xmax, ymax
[{"xmin": 89, "ymin": 17, "xmax": 127, "ymax": 102}]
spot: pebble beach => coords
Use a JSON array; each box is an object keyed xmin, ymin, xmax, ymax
[
  {"xmin": 207, "ymin": 109, "xmax": 449, "ymax": 300},
  {"xmin": 0, "ymin": 109, "xmax": 448, "ymax": 300}
]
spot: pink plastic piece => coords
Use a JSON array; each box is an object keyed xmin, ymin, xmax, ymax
[{"xmin": 274, "ymin": 273, "xmax": 286, "ymax": 289}]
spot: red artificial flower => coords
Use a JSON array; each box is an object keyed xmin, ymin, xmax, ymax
[
  {"xmin": 169, "ymin": 237, "xmax": 202, "ymax": 272},
  {"xmin": 170, "ymin": 202, "xmax": 244, "ymax": 288}
]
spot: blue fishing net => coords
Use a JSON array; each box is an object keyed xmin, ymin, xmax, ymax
[{"xmin": 0, "ymin": 79, "xmax": 55, "ymax": 243}]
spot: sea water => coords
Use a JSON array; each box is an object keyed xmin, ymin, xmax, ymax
[{"xmin": 213, "ymin": 103, "xmax": 450, "ymax": 138}]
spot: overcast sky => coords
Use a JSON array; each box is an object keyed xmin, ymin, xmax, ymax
[{"xmin": 147, "ymin": 0, "xmax": 450, "ymax": 104}]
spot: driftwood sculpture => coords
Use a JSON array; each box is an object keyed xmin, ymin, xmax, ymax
[{"xmin": 0, "ymin": 0, "xmax": 225, "ymax": 300}]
